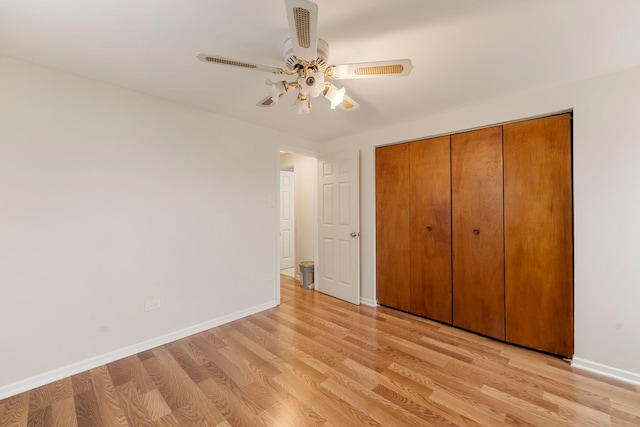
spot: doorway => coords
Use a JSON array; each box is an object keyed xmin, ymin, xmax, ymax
[{"xmin": 279, "ymin": 151, "xmax": 317, "ymax": 283}]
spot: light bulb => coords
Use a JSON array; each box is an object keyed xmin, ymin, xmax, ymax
[{"xmin": 324, "ymin": 84, "xmax": 346, "ymax": 109}]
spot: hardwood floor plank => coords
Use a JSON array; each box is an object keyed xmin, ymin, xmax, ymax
[
  {"xmin": 26, "ymin": 406, "xmax": 51, "ymax": 427},
  {"xmin": 446, "ymin": 358, "xmax": 561, "ymax": 413},
  {"xmin": 388, "ymin": 362, "xmax": 507, "ymax": 425},
  {"xmin": 179, "ymin": 332, "xmax": 226, "ymax": 366},
  {"xmin": 503, "ymin": 360, "xmax": 614, "ymax": 415},
  {"xmin": 71, "ymin": 372, "xmax": 93, "ymax": 396},
  {"xmin": 170, "ymin": 403, "xmax": 217, "ymax": 427},
  {"xmin": 141, "ymin": 350, "xmax": 195, "ymax": 412},
  {"xmin": 164, "ymin": 342, "xmax": 212, "ymax": 385},
  {"xmin": 321, "ymin": 368, "xmax": 435, "ymax": 426},
  {"xmin": 381, "ymin": 367, "xmax": 487, "ymax": 427},
  {"xmin": 428, "ymin": 388, "xmax": 506, "ymax": 426},
  {"xmin": 27, "ymin": 379, "xmax": 73, "ymax": 412},
  {"xmin": 140, "ymin": 389, "xmax": 172, "ymax": 422},
  {"xmin": 201, "ymin": 347, "xmax": 255, "ymax": 389},
  {"xmin": 271, "ymin": 370, "xmax": 377, "ymax": 426},
  {"xmin": 381, "ymin": 333, "xmax": 452, "ymax": 370},
  {"xmin": 212, "ymin": 330, "xmax": 282, "ymax": 380},
  {"xmin": 0, "ymin": 393, "xmax": 29, "ymax": 426},
  {"xmin": 142, "ymin": 347, "xmax": 225, "ymax": 425},
  {"xmin": 152, "ymin": 412, "xmax": 181, "ymax": 427},
  {"xmin": 73, "ymin": 388, "xmax": 104, "ymax": 427},
  {"xmin": 3, "ymin": 275, "xmax": 640, "ymax": 426},
  {"xmin": 197, "ymin": 378, "xmax": 260, "ymax": 426},
  {"xmin": 360, "ymin": 358, "xmax": 484, "ymax": 427},
  {"xmin": 89, "ymin": 366, "xmax": 130, "ymax": 427},
  {"xmin": 481, "ymin": 385, "xmax": 569, "ymax": 426},
  {"xmin": 373, "ymin": 382, "xmax": 464, "ymax": 426},
  {"xmin": 262, "ymin": 398, "xmax": 324, "ymax": 427},
  {"xmin": 319, "ymin": 376, "xmax": 411, "ymax": 426},
  {"xmin": 113, "ymin": 381, "xmax": 155, "ymax": 427},
  {"xmin": 251, "ymin": 409, "xmax": 283, "ymax": 426},
  {"xmin": 107, "ymin": 356, "xmax": 156, "ymax": 395},
  {"xmin": 611, "ymin": 399, "xmax": 640, "ymax": 421},
  {"xmin": 51, "ymin": 396, "xmax": 78, "ymax": 427},
  {"xmin": 313, "ymin": 333, "xmax": 390, "ymax": 374},
  {"xmin": 543, "ymin": 391, "xmax": 611, "ymax": 426}
]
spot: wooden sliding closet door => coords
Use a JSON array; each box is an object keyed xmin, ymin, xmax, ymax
[
  {"xmin": 504, "ymin": 114, "xmax": 573, "ymax": 356},
  {"xmin": 376, "ymin": 143, "xmax": 411, "ymax": 311},
  {"xmin": 409, "ymin": 136, "xmax": 452, "ymax": 323},
  {"xmin": 452, "ymin": 126, "xmax": 505, "ymax": 340}
]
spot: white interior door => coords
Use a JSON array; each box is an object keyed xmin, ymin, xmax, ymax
[
  {"xmin": 280, "ymin": 170, "xmax": 295, "ymax": 270},
  {"xmin": 317, "ymin": 149, "xmax": 360, "ymax": 304}
]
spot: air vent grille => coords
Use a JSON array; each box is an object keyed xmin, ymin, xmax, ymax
[
  {"xmin": 293, "ymin": 7, "xmax": 311, "ymax": 48},
  {"xmin": 355, "ymin": 65, "xmax": 404, "ymax": 75},
  {"xmin": 205, "ymin": 57, "xmax": 257, "ymax": 69}
]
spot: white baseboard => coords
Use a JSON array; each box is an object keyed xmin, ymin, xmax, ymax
[
  {"xmin": 571, "ymin": 357, "xmax": 640, "ymax": 387},
  {"xmin": 360, "ymin": 297, "xmax": 377, "ymax": 307},
  {"xmin": 0, "ymin": 300, "xmax": 277, "ymax": 401}
]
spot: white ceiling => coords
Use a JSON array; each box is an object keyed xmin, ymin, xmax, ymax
[{"xmin": 2, "ymin": 0, "xmax": 640, "ymax": 143}]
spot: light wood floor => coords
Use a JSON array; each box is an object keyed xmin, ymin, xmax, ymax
[{"xmin": 1, "ymin": 275, "xmax": 639, "ymax": 426}]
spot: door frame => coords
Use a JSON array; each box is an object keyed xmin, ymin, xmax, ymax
[{"xmin": 276, "ymin": 144, "xmax": 319, "ymax": 305}]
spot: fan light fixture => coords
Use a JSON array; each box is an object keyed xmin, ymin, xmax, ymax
[
  {"xmin": 262, "ymin": 65, "xmax": 348, "ymax": 114},
  {"xmin": 196, "ymin": 0, "xmax": 414, "ymax": 115}
]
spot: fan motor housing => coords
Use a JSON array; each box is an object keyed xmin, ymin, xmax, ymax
[{"xmin": 283, "ymin": 38, "xmax": 329, "ymax": 71}]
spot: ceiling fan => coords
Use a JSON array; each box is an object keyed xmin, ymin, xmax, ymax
[{"xmin": 196, "ymin": 0, "xmax": 413, "ymax": 114}]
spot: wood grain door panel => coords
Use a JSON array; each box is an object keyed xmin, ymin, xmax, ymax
[
  {"xmin": 452, "ymin": 126, "xmax": 505, "ymax": 340},
  {"xmin": 376, "ymin": 144, "xmax": 411, "ymax": 310},
  {"xmin": 409, "ymin": 136, "xmax": 452, "ymax": 323},
  {"xmin": 504, "ymin": 114, "xmax": 573, "ymax": 357}
]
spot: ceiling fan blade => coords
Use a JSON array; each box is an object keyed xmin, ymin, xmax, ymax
[
  {"xmin": 196, "ymin": 53, "xmax": 286, "ymax": 74},
  {"xmin": 285, "ymin": 0, "xmax": 318, "ymax": 63},
  {"xmin": 327, "ymin": 59, "xmax": 414, "ymax": 80}
]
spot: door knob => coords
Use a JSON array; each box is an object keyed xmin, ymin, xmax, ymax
[{"xmin": 350, "ymin": 231, "xmax": 360, "ymax": 237}]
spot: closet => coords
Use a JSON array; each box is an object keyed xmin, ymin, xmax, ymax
[{"xmin": 375, "ymin": 113, "xmax": 573, "ymax": 357}]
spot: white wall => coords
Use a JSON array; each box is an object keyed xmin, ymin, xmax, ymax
[
  {"xmin": 280, "ymin": 152, "xmax": 317, "ymax": 277},
  {"xmin": 321, "ymin": 66, "xmax": 640, "ymax": 384},
  {"xmin": 0, "ymin": 55, "xmax": 314, "ymax": 398}
]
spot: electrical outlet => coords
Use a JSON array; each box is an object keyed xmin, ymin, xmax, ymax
[{"xmin": 144, "ymin": 299, "xmax": 161, "ymax": 312}]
